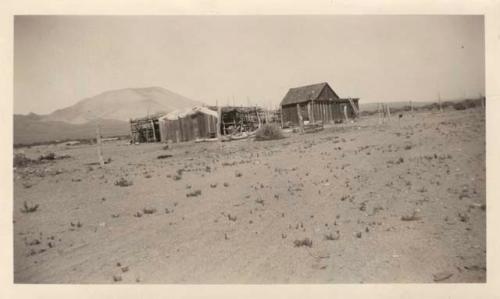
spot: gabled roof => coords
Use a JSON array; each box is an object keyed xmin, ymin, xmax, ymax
[{"xmin": 280, "ymin": 82, "xmax": 339, "ymax": 106}]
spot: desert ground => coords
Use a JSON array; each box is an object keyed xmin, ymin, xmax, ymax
[{"xmin": 13, "ymin": 108, "xmax": 486, "ymax": 283}]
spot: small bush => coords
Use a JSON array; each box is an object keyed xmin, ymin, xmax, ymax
[
  {"xmin": 142, "ymin": 208, "xmax": 157, "ymax": 214},
  {"xmin": 39, "ymin": 152, "xmax": 56, "ymax": 161},
  {"xmin": 14, "ymin": 153, "xmax": 36, "ymax": 168},
  {"xmin": 324, "ymin": 232, "xmax": 340, "ymax": 241},
  {"xmin": 293, "ymin": 238, "xmax": 313, "ymax": 248},
  {"xmin": 453, "ymin": 103, "xmax": 467, "ymax": 110},
  {"xmin": 114, "ymin": 178, "xmax": 133, "ymax": 187},
  {"xmin": 157, "ymin": 154, "xmax": 172, "ymax": 159},
  {"xmin": 255, "ymin": 124, "xmax": 284, "ymax": 141},
  {"xmin": 21, "ymin": 201, "xmax": 39, "ymax": 213},
  {"xmin": 186, "ymin": 189, "xmax": 202, "ymax": 197}
]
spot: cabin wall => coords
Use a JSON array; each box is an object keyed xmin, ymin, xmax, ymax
[{"xmin": 159, "ymin": 113, "xmax": 217, "ymax": 143}]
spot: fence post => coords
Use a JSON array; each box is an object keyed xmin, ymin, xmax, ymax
[
  {"xmin": 296, "ymin": 104, "xmax": 303, "ymax": 133},
  {"xmin": 96, "ymin": 121, "xmax": 104, "ymax": 167}
]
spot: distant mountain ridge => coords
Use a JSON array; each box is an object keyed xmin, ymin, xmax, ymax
[
  {"xmin": 15, "ymin": 86, "xmax": 205, "ymax": 145},
  {"xmin": 42, "ymin": 86, "xmax": 204, "ymax": 124}
]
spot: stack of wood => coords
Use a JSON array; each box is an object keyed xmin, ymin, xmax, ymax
[{"xmin": 303, "ymin": 121, "xmax": 324, "ymax": 134}]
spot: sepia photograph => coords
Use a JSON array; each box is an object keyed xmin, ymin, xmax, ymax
[{"xmin": 12, "ymin": 14, "xmax": 486, "ymax": 284}]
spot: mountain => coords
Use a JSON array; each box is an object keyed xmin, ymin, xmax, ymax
[
  {"xmin": 42, "ymin": 86, "xmax": 204, "ymax": 124},
  {"xmin": 15, "ymin": 86, "xmax": 204, "ymax": 145}
]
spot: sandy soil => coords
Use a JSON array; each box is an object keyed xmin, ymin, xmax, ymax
[{"xmin": 13, "ymin": 108, "xmax": 486, "ymax": 283}]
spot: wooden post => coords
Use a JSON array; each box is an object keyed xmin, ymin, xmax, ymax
[
  {"xmin": 312, "ymin": 101, "xmax": 316, "ymax": 123},
  {"xmin": 378, "ymin": 103, "xmax": 382, "ymax": 124},
  {"xmin": 151, "ymin": 119, "xmax": 156, "ymax": 142},
  {"xmin": 386, "ymin": 105, "xmax": 391, "ymax": 119},
  {"xmin": 296, "ymin": 104, "xmax": 304, "ymax": 133},
  {"xmin": 343, "ymin": 105, "xmax": 349, "ymax": 122},
  {"xmin": 410, "ymin": 100, "xmax": 414, "ymax": 115},
  {"xmin": 280, "ymin": 106, "xmax": 284, "ymax": 128},
  {"xmin": 256, "ymin": 106, "xmax": 261, "ymax": 128},
  {"xmin": 96, "ymin": 121, "xmax": 105, "ymax": 167},
  {"xmin": 216, "ymin": 100, "xmax": 222, "ymax": 141}
]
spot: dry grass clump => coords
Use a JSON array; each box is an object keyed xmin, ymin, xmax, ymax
[
  {"xmin": 157, "ymin": 154, "xmax": 172, "ymax": 159},
  {"xmin": 255, "ymin": 124, "xmax": 284, "ymax": 141},
  {"xmin": 20, "ymin": 201, "xmax": 39, "ymax": 213},
  {"xmin": 324, "ymin": 231, "xmax": 340, "ymax": 241},
  {"xmin": 293, "ymin": 238, "xmax": 313, "ymax": 248},
  {"xmin": 39, "ymin": 152, "xmax": 56, "ymax": 161},
  {"xmin": 14, "ymin": 153, "xmax": 37, "ymax": 168},
  {"xmin": 186, "ymin": 190, "xmax": 202, "ymax": 197},
  {"xmin": 142, "ymin": 208, "xmax": 157, "ymax": 214},
  {"xmin": 401, "ymin": 211, "xmax": 421, "ymax": 221},
  {"xmin": 114, "ymin": 178, "xmax": 133, "ymax": 187}
]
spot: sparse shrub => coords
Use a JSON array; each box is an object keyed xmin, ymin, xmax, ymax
[
  {"xmin": 255, "ymin": 124, "xmax": 284, "ymax": 141},
  {"xmin": 401, "ymin": 211, "xmax": 421, "ymax": 221},
  {"xmin": 157, "ymin": 154, "xmax": 172, "ymax": 159},
  {"xmin": 39, "ymin": 152, "xmax": 56, "ymax": 161},
  {"xmin": 14, "ymin": 153, "xmax": 36, "ymax": 168},
  {"xmin": 293, "ymin": 238, "xmax": 313, "ymax": 248},
  {"xmin": 235, "ymin": 171, "xmax": 242, "ymax": 177},
  {"xmin": 324, "ymin": 231, "xmax": 340, "ymax": 241},
  {"xmin": 142, "ymin": 208, "xmax": 157, "ymax": 214},
  {"xmin": 70, "ymin": 221, "xmax": 82, "ymax": 228},
  {"xmin": 114, "ymin": 178, "xmax": 133, "ymax": 187},
  {"xmin": 227, "ymin": 214, "xmax": 237, "ymax": 222},
  {"xmin": 173, "ymin": 175, "xmax": 182, "ymax": 181},
  {"xmin": 453, "ymin": 103, "xmax": 467, "ymax": 110},
  {"xmin": 186, "ymin": 190, "xmax": 202, "ymax": 197},
  {"xmin": 20, "ymin": 201, "xmax": 39, "ymax": 213}
]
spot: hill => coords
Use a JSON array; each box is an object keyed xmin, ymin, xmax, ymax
[
  {"xmin": 15, "ymin": 86, "xmax": 204, "ymax": 145},
  {"xmin": 42, "ymin": 86, "xmax": 203, "ymax": 124}
]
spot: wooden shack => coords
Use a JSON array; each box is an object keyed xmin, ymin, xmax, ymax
[
  {"xmin": 280, "ymin": 82, "xmax": 359, "ymax": 127},
  {"xmin": 158, "ymin": 107, "xmax": 218, "ymax": 143}
]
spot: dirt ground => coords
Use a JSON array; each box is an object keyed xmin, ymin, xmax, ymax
[{"xmin": 13, "ymin": 108, "xmax": 486, "ymax": 283}]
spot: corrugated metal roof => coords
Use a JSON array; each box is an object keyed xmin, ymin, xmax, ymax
[{"xmin": 280, "ymin": 82, "xmax": 338, "ymax": 106}]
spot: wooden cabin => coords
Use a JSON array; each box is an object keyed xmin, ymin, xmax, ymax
[{"xmin": 280, "ymin": 82, "xmax": 359, "ymax": 127}]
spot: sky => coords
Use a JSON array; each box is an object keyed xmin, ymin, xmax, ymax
[{"xmin": 14, "ymin": 15, "xmax": 485, "ymax": 115}]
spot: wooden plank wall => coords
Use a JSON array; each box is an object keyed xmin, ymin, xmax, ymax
[{"xmin": 159, "ymin": 113, "xmax": 217, "ymax": 143}]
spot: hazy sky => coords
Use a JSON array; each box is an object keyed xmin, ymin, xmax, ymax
[{"xmin": 14, "ymin": 15, "xmax": 484, "ymax": 114}]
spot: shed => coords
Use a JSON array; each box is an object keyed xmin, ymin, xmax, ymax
[
  {"xmin": 158, "ymin": 106, "xmax": 218, "ymax": 143},
  {"xmin": 280, "ymin": 82, "xmax": 359, "ymax": 127}
]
